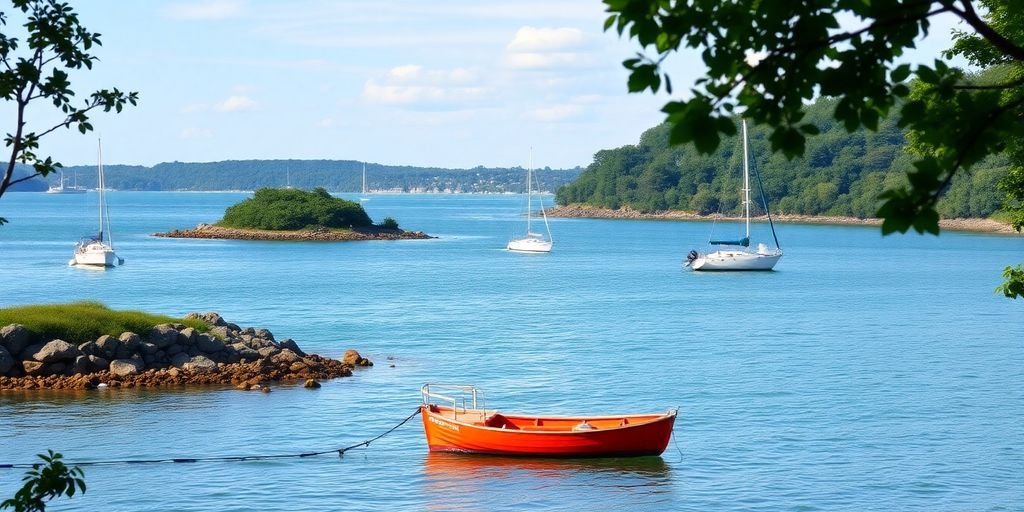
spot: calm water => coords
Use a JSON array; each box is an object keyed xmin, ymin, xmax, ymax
[{"xmin": 1, "ymin": 192, "xmax": 1021, "ymax": 511}]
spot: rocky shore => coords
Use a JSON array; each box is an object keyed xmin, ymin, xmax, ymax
[
  {"xmin": 155, "ymin": 224, "xmax": 434, "ymax": 241},
  {"xmin": 547, "ymin": 204, "xmax": 1022, "ymax": 235},
  {"xmin": 0, "ymin": 312, "xmax": 372, "ymax": 391}
]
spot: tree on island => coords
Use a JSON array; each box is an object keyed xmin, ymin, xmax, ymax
[
  {"xmin": 604, "ymin": 0, "xmax": 1023, "ymax": 297},
  {"xmin": 219, "ymin": 187, "xmax": 375, "ymax": 231},
  {"xmin": 0, "ymin": 0, "xmax": 138, "ymax": 224}
]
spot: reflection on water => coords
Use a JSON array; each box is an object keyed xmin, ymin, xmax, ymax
[{"xmin": 422, "ymin": 453, "xmax": 674, "ymax": 511}]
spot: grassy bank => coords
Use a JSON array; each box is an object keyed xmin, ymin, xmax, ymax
[{"xmin": 0, "ymin": 301, "xmax": 209, "ymax": 343}]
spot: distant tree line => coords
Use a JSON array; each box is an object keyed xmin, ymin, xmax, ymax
[
  {"xmin": 13, "ymin": 160, "xmax": 581, "ymax": 195},
  {"xmin": 556, "ymin": 97, "xmax": 1009, "ymax": 220}
]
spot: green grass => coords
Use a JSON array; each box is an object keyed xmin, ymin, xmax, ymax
[{"xmin": 0, "ymin": 301, "xmax": 209, "ymax": 344}]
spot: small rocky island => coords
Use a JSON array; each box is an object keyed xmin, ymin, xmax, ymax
[
  {"xmin": 0, "ymin": 312, "xmax": 372, "ymax": 391},
  {"xmin": 156, "ymin": 224, "xmax": 432, "ymax": 241},
  {"xmin": 154, "ymin": 187, "xmax": 433, "ymax": 241}
]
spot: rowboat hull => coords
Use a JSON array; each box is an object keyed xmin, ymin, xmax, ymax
[{"xmin": 421, "ymin": 404, "xmax": 676, "ymax": 458}]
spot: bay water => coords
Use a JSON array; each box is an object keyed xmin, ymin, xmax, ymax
[{"xmin": 1, "ymin": 192, "xmax": 1021, "ymax": 511}]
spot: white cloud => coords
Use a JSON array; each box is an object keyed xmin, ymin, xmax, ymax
[
  {"xmin": 504, "ymin": 26, "xmax": 593, "ymax": 70},
  {"xmin": 317, "ymin": 118, "xmax": 337, "ymax": 128},
  {"xmin": 363, "ymin": 65, "xmax": 486, "ymax": 108},
  {"xmin": 215, "ymin": 95, "xmax": 256, "ymax": 112},
  {"xmin": 162, "ymin": 0, "xmax": 245, "ymax": 21},
  {"xmin": 179, "ymin": 127, "xmax": 213, "ymax": 139},
  {"xmin": 507, "ymin": 27, "xmax": 585, "ymax": 52},
  {"xmin": 525, "ymin": 104, "xmax": 583, "ymax": 122},
  {"xmin": 505, "ymin": 52, "xmax": 590, "ymax": 70}
]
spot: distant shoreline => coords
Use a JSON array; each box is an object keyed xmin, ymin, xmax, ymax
[
  {"xmin": 154, "ymin": 224, "xmax": 434, "ymax": 241},
  {"xmin": 547, "ymin": 205, "xmax": 1022, "ymax": 235}
]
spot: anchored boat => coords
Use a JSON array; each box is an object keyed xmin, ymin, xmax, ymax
[{"xmin": 420, "ymin": 384, "xmax": 676, "ymax": 458}]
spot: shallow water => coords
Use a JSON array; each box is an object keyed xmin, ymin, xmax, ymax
[{"xmin": 1, "ymin": 192, "xmax": 1022, "ymax": 511}]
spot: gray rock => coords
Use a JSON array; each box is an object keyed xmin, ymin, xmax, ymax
[
  {"xmin": 116, "ymin": 332, "xmax": 141, "ymax": 358},
  {"xmin": 208, "ymin": 326, "xmax": 232, "ymax": 341},
  {"xmin": 272, "ymin": 349, "xmax": 300, "ymax": 365},
  {"xmin": 0, "ymin": 324, "xmax": 31, "ymax": 357},
  {"xmin": 165, "ymin": 343, "xmax": 183, "ymax": 356},
  {"xmin": 279, "ymin": 339, "xmax": 306, "ymax": 357},
  {"xmin": 231, "ymin": 344, "xmax": 260, "ymax": 361},
  {"xmin": 170, "ymin": 352, "xmax": 190, "ymax": 368},
  {"xmin": 254, "ymin": 328, "xmax": 275, "ymax": 341},
  {"xmin": 0, "ymin": 346, "xmax": 15, "ymax": 375},
  {"xmin": 148, "ymin": 324, "xmax": 179, "ymax": 348},
  {"xmin": 79, "ymin": 341, "xmax": 102, "ymax": 357},
  {"xmin": 18, "ymin": 342, "xmax": 44, "ymax": 361},
  {"xmin": 109, "ymin": 358, "xmax": 144, "ymax": 376},
  {"xmin": 87, "ymin": 355, "xmax": 110, "ymax": 372},
  {"xmin": 22, "ymin": 360, "xmax": 44, "ymax": 375},
  {"xmin": 72, "ymin": 355, "xmax": 90, "ymax": 375},
  {"xmin": 177, "ymin": 327, "xmax": 197, "ymax": 346},
  {"xmin": 183, "ymin": 355, "xmax": 217, "ymax": 373},
  {"xmin": 196, "ymin": 334, "xmax": 225, "ymax": 354},
  {"xmin": 139, "ymin": 342, "xmax": 159, "ymax": 356},
  {"xmin": 185, "ymin": 311, "xmax": 226, "ymax": 327},
  {"xmin": 258, "ymin": 346, "xmax": 281, "ymax": 359},
  {"xmin": 33, "ymin": 340, "xmax": 82, "ymax": 363},
  {"xmin": 44, "ymin": 362, "xmax": 68, "ymax": 376},
  {"xmin": 242, "ymin": 327, "xmax": 256, "ymax": 336},
  {"xmin": 95, "ymin": 335, "xmax": 119, "ymax": 359},
  {"xmin": 225, "ymin": 323, "xmax": 241, "ymax": 332}
]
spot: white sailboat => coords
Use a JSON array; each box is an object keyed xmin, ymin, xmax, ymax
[
  {"xmin": 360, "ymin": 162, "xmax": 369, "ymax": 201},
  {"xmin": 507, "ymin": 150, "xmax": 553, "ymax": 253},
  {"xmin": 685, "ymin": 120, "xmax": 782, "ymax": 271},
  {"xmin": 70, "ymin": 140, "xmax": 123, "ymax": 268},
  {"xmin": 47, "ymin": 171, "xmax": 87, "ymax": 194}
]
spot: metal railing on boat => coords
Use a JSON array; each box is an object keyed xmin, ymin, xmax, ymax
[{"xmin": 421, "ymin": 383, "xmax": 486, "ymax": 420}]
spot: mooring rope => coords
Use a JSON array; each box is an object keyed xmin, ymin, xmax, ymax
[{"xmin": 0, "ymin": 407, "xmax": 422, "ymax": 469}]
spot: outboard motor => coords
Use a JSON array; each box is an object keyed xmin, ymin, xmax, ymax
[{"xmin": 685, "ymin": 250, "xmax": 699, "ymax": 267}]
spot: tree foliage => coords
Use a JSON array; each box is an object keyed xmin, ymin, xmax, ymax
[
  {"xmin": 0, "ymin": 0, "xmax": 138, "ymax": 223},
  {"xmin": 557, "ymin": 97, "xmax": 1008, "ymax": 219},
  {"xmin": 219, "ymin": 187, "xmax": 374, "ymax": 231},
  {"xmin": 1, "ymin": 451, "xmax": 85, "ymax": 512},
  {"xmin": 604, "ymin": 0, "xmax": 1023, "ymax": 296}
]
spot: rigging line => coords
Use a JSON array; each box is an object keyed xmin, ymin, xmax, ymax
[
  {"xmin": 0, "ymin": 408, "xmax": 423, "ymax": 470},
  {"xmin": 750, "ymin": 155, "xmax": 781, "ymax": 250}
]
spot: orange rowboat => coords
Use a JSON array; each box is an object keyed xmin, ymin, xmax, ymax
[{"xmin": 420, "ymin": 384, "xmax": 677, "ymax": 458}]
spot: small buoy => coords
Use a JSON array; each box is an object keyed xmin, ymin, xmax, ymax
[
  {"xmin": 572, "ymin": 421, "xmax": 595, "ymax": 431},
  {"xmin": 96, "ymin": 383, "xmax": 108, "ymax": 389}
]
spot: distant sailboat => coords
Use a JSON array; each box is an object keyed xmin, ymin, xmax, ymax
[
  {"xmin": 685, "ymin": 120, "xmax": 781, "ymax": 271},
  {"xmin": 507, "ymin": 149, "xmax": 553, "ymax": 253},
  {"xmin": 285, "ymin": 169, "xmax": 294, "ymax": 189},
  {"xmin": 47, "ymin": 171, "xmax": 87, "ymax": 194},
  {"xmin": 360, "ymin": 162, "xmax": 369, "ymax": 202},
  {"xmin": 70, "ymin": 140, "xmax": 123, "ymax": 268}
]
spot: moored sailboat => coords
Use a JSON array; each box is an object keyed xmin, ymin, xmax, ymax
[
  {"xmin": 685, "ymin": 120, "xmax": 782, "ymax": 271},
  {"xmin": 70, "ymin": 140, "xmax": 123, "ymax": 268},
  {"xmin": 507, "ymin": 149, "xmax": 553, "ymax": 253}
]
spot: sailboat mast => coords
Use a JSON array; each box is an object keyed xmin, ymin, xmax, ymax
[
  {"xmin": 742, "ymin": 119, "xmax": 750, "ymax": 239},
  {"xmin": 97, "ymin": 140, "xmax": 104, "ymax": 237},
  {"xmin": 526, "ymin": 149, "xmax": 533, "ymax": 235}
]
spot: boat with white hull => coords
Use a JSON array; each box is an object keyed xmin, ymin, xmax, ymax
[
  {"xmin": 70, "ymin": 140, "xmax": 123, "ymax": 268},
  {"xmin": 507, "ymin": 149, "xmax": 553, "ymax": 253},
  {"xmin": 685, "ymin": 119, "xmax": 782, "ymax": 271}
]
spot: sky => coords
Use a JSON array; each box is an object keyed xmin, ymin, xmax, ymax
[{"xmin": 3, "ymin": 0, "xmax": 964, "ymax": 170}]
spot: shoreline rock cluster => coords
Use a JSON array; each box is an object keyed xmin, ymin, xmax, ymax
[
  {"xmin": 155, "ymin": 224, "xmax": 434, "ymax": 241},
  {"xmin": 0, "ymin": 312, "xmax": 372, "ymax": 391},
  {"xmin": 546, "ymin": 204, "xmax": 1021, "ymax": 235}
]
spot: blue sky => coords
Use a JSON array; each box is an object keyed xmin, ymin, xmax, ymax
[{"xmin": 5, "ymin": 1, "xmax": 962, "ymax": 170}]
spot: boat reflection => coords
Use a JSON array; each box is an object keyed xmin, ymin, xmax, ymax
[{"xmin": 422, "ymin": 452, "xmax": 674, "ymax": 511}]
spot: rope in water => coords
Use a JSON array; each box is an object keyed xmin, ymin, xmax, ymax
[{"xmin": 0, "ymin": 407, "xmax": 422, "ymax": 469}]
